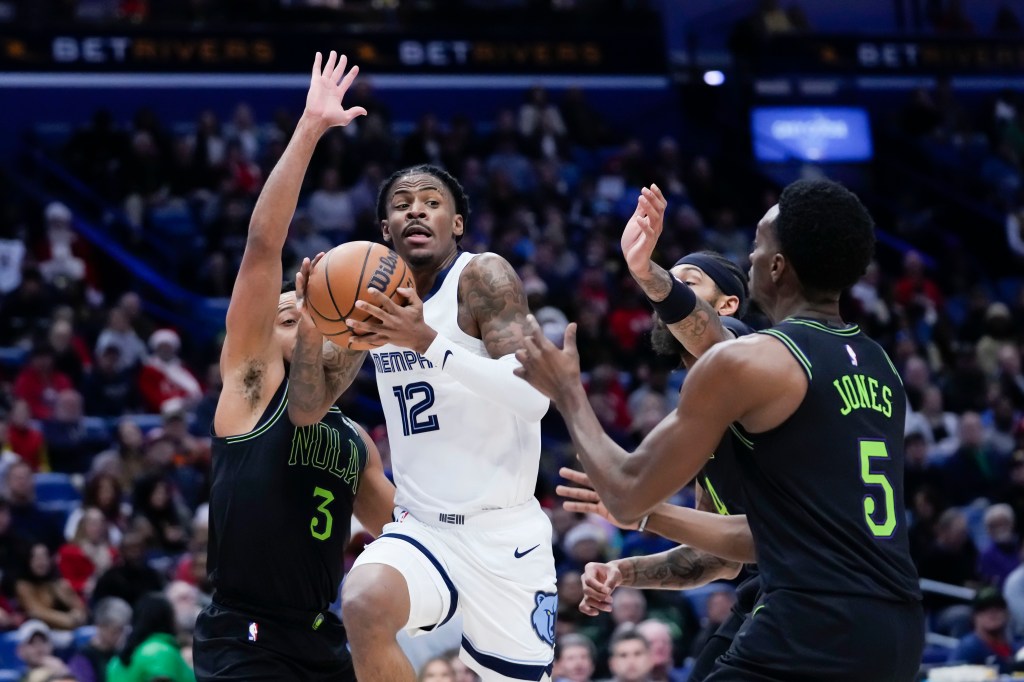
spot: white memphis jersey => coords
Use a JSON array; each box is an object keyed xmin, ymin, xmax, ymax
[{"xmin": 370, "ymin": 252, "xmax": 541, "ymax": 513}]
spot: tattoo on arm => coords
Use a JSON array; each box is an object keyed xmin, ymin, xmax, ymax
[
  {"xmin": 624, "ymin": 546, "xmax": 736, "ymax": 590},
  {"xmin": 461, "ymin": 255, "xmax": 530, "ymax": 358},
  {"xmin": 631, "ymin": 261, "xmax": 674, "ymax": 301},
  {"xmin": 321, "ymin": 341, "xmax": 366, "ymax": 401},
  {"xmin": 289, "ymin": 332, "xmax": 365, "ymax": 414}
]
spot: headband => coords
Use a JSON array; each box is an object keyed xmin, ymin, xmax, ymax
[{"xmin": 674, "ymin": 254, "xmax": 748, "ymax": 303}]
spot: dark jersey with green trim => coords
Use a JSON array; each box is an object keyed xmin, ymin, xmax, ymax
[
  {"xmin": 208, "ymin": 379, "xmax": 367, "ymax": 613},
  {"xmin": 734, "ymin": 318, "xmax": 920, "ymax": 602},
  {"xmin": 697, "ymin": 317, "xmax": 753, "ymax": 516}
]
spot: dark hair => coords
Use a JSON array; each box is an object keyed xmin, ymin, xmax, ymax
[
  {"xmin": 609, "ymin": 626, "xmax": 649, "ymax": 654},
  {"xmin": 774, "ymin": 180, "xmax": 875, "ymax": 296},
  {"xmin": 281, "ymin": 278, "xmax": 296, "ymax": 294},
  {"xmin": 375, "ymin": 164, "xmax": 470, "ymax": 242},
  {"xmin": 556, "ymin": 633, "xmax": 597, "ymax": 661},
  {"xmin": 118, "ymin": 592, "xmax": 177, "ymax": 665}
]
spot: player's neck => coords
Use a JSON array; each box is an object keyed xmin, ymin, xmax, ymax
[
  {"xmin": 409, "ymin": 248, "xmax": 460, "ymax": 296},
  {"xmin": 771, "ymin": 293, "xmax": 842, "ymax": 326}
]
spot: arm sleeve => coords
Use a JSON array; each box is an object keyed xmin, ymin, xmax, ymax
[{"xmin": 422, "ymin": 334, "xmax": 550, "ymax": 422}]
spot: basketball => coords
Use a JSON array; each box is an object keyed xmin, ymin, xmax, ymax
[{"xmin": 304, "ymin": 241, "xmax": 415, "ymax": 343}]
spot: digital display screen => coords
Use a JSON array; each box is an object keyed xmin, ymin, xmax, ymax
[{"xmin": 751, "ymin": 107, "xmax": 873, "ymax": 162}]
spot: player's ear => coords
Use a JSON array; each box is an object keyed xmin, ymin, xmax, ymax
[
  {"xmin": 381, "ymin": 220, "xmax": 392, "ymax": 242},
  {"xmin": 716, "ymin": 295, "xmax": 739, "ymax": 317},
  {"xmin": 770, "ymin": 252, "xmax": 786, "ymax": 284},
  {"xmin": 452, "ymin": 214, "xmax": 464, "ymax": 240}
]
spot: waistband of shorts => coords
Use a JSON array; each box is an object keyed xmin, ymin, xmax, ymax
[
  {"xmin": 397, "ymin": 497, "xmax": 545, "ymax": 530},
  {"xmin": 212, "ymin": 591, "xmax": 334, "ymax": 630}
]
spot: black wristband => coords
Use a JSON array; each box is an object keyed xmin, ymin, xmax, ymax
[{"xmin": 648, "ymin": 277, "xmax": 697, "ymax": 324}]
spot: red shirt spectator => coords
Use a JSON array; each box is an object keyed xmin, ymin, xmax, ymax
[
  {"xmin": 12, "ymin": 347, "xmax": 73, "ymax": 421},
  {"xmin": 5, "ymin": 400, "xmax": 47, "ymax": 472},
  {"xmin": 138, "ymin": 329, "xmax": 202, "ymax": 413}
]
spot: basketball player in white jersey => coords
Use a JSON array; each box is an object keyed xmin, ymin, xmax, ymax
[{"xmin": 296, "ymin": 164, "xmax": 555, "ymax": 681}]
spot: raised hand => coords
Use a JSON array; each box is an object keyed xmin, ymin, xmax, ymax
[
  {"xmin": 557, "ymin": 467, "xmax": 638, "ymax": 531},
  {"xmin": 346, "ymin": 287, "xmax": 437, "ymax": 353},
  {"xmin": 513, "ymin": 315, "xmax": 580, "ymax": 405},
  {"xmin": 620, "ymin": 184, "xmax": 667, "ymax": 279},
  {"xmin": 305, "ymin": 51, "xmax": 368, "ymax": 129},
  {"xmin": 579, "ymin": 561, "xmax": 623, "ymax": 615},
  {"xmin": 295, "ymin": 252, "xmax": 326, "ymax": 334}
]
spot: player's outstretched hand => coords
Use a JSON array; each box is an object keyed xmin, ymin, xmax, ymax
[
  {"xmin": 513, "ymin": 315, "xmax": 580, "ymax": 405},
  {"xmin": 557, "ymin": 467, "xmax": 639, "ymax": 531},
  {"xmin": 304, "ymin": 51, "xmax": 368, "ymax": 129},
  {"xmin": 295, "ymin": 252, "xmax": 326, "ymax": 334},
  {"xmin": 620, "ymin": 184, "xmax": 667, "ymax": 279},
  {"xmin": 579, "ymin": 561, "xmax": 623, "ymax": 616},
  {"xmin": 346, "ymin": 287, "xmax": 436, "ymax": 353}
]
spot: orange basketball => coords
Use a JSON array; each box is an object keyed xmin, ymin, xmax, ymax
[{"xmin": 305, "ymin": 241, "xmax": 415, "ymax": 344}]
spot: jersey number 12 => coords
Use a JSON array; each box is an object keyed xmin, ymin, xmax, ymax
[
  {"xmin": 860, "ymin": 439, "xmax": 896, "ymax": 538},
  {"xmin": 392, "ymin": 382, "xmax": 439, "ymax": 436}
]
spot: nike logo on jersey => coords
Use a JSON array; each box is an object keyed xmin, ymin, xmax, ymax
[
  {"xmin": 514, "ymin": 544, "xmax": 540, "ymax": 558},
  {"xmin": 442, "ymin": 350, "xmax": 453, "ymax": 369}
]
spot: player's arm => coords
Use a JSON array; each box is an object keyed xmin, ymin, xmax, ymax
[
  {"xmin": 218, "ymin": 52, "xmax": 366, "ymax": 427},
  {"xmin": 621, "ymin": 185, "xmax": 729, "ymax": 358},
  {"xmin": 578, "ymin": 547, "xmax": 738, "ymax": 616},
  {"xmin": 351, "ymin": 423, "xmax": 396, "ymax": 538},
  {"xmin": 288, "ymin": 255, "xmax": 367, "ymax": 427},
  {"xmin": 559, "ymin": 468, "xmax": 755, "ymax": 563},
  {"xmin": 347, "ymin": 253, "xmax": 549, "ymax": 421},
  {"xmin": 518, "ymin": 324, "xmax": 800, "ymax": 525}
]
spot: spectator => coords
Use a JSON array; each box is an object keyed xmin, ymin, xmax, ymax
[
  {"xmin": 906, "ymin": 385, "xmax": 961, "ymax": 459},
  {"xmin": 0, "ymin": 495, "xmax": 31, "ymax": 607},
  {"xmin": 106, "ymin": 592, "xmax": 194, "ymax": 682},
  {"xmin": 138, "ymin": 329, "xmax": 201, "ymax": 414},
  {"xmin": 13, "ymin": 345, "xmax": 74, "ymax": 420},
  {"xmin": 94, "ymin": 307, "xmax": 147, "ymax": 373},
  {"xmin": 977, "ymin": 303, "xmax": 1016, "ymax": 379},
  {"xmin": 418, "ymin": 656, "xmax": 456, "ymax": 682},
  {"xmin": 64, "ymin": 473, "xmax": 127, "ymax": 546},
  {"xmin": 0, "ymin": 223, "xmax": 26, "ymax": 295},
  {"xmin": 92, "ymin": 531, "xmax": 165, "ymax": 609},
  {"xmin": 15, "ymin": 543, "xmax": 87, "ymax": 631},
  {"xmin": 554, "ymin": 633, "xmax": 596, "ymax": 682},
  {"xmin": 14, "ymin": 619, "xmax": 70, "ymax": 681},
  {"xmin": 604, "ymin": 626, "xmax": 653, "ymax": 682},
  {"xmin": 131, "ymin": 474, "xmax": 188, "ymax": 556},
  {"xmin": 35, "ymin": 201, "xmax": 95, "ymax": 296},
  {"xmin": 635, "ymin": 619, "xmax": 685, "ymax": 682},
  {"xmin": 57, "ymin": 507, "xmax": 118, "ymax": 600},
  {"xmin": 997, "ymin": 345, "xmax": 1024, "ymax": 410},
  {"xmin": 81, "ymin": 341, "xmax": 141, "ymax": 417},
  {"xmin": 66, "ymin": 596, "xmax": 132, "ymax": 682},
  {"xmin": 307, "ymin": 167, "xmax": 355, "ymax": 239},
  {"xmin": 688, "ymin": 590, "xmax": 736, "ymax": 662},
  {"xmin": 951, "ymin": 588, "xmax": 1018, "ymax": 673},
  {"xmin": 941, "ymin": 412, "xmax": 1010, "ymax": 506},
  {"xmin": 47, "ymin": 317, "xmax": 90, "ymax": 386},
  {"xmin": 0, "ymin": 268, "xmax": 56, "ymax": 346},
  {"xmin": 6, "ymin": 461, "xmax": 63, "ymax": 550},
  {"xmin": 6, "ymin": 399, "xmax": 48, "ymax": 472},
  {"xmin": 165, "ymin": 580, "xmax": 201, "ymax": 637},
  {"xmin": 919, "ymin": 508, "xmax": 980, "ymax": 634},
  {"xmin": 42, "ymin": 389, "xmax": 110, "ymax": 473}
]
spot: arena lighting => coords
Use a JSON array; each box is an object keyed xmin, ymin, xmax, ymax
[{"xmin": 703, "ymin": 70, "xmax": 725, "ymax": 86}]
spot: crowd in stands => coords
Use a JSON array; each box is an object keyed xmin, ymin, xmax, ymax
[{"xmin": 0, "ymin": 64, "xmax": 1020, "ymax": 680}]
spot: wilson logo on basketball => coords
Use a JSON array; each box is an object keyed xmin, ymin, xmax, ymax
[{"xmin": 368, "ymin": 250, "xmax": 399, "ymax": 292}]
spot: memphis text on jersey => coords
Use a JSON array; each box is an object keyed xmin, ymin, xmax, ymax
[
  {"xmin": 373, "ymin": 350, "xmax": 433, "ymax": 374},
  {"xmin": 833, "ymin": 373, "xmax": 894, "ymax": 418}
]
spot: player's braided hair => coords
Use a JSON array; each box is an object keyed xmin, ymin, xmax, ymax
[{"xmin": 376, "ymin": 164, "xmax": 470, "ymax": 243}]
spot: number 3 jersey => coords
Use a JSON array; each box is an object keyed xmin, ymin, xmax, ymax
[
  {"xmin": 732, "ymin": 318, "xmax": 921, "ymax": 603},
  {"xmin": 207, "ymin": 378, "xmax": 367, "ymax": 613},
  {"xmin": 370, "ymin": 252, "xmax": 542, "ymax": 514}
]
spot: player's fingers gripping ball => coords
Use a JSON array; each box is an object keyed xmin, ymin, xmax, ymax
[{"xmin": 304, "ymin": 241, "xmax": 415, "ymax": 345}]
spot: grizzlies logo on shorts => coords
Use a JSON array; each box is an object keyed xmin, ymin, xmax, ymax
[{"xmin": 531, "ymin": 592, "xmax": 557, "ymax": 646}]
